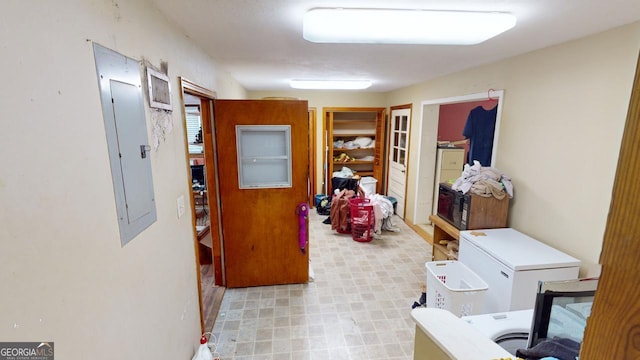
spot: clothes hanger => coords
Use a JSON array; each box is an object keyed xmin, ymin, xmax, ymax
[
  {"xmin": 488, "ymin": 88, "xmax": 498, "ymax": 101},
  {"xmin": 484, "ymin": 89, "xmax": 499, "ymax": 110}
]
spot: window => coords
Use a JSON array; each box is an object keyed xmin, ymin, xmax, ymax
[{"xmin": 236, "ymin": 125, "xmax": 292, "ymax": 189}]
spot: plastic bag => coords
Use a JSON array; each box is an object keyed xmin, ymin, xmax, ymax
[
  {"xmin": 316, "ymin": 196, "xmax": 331, "ymax": 215},
  {"xmin": 192, "ymin": 334, "xmax": 219, "ymax": 360}
]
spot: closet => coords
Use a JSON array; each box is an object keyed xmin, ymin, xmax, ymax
[{"xmin": 324, "ymin": 107, "xmax": 385, "ymax": 194}]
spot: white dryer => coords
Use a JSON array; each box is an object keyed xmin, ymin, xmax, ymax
[{"xmin": 462, "ymin": 309, "xmax": 533, "ymax": 355}]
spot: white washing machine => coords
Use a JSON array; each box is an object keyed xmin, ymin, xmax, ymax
[{"xmin": 462, "ymin": 309, "xmax": 533, "ymax": 355}]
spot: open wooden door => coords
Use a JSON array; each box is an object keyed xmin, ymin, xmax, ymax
[{"xmin": 214, "ymin": 99, "xmax": 310, "ymax": 288}]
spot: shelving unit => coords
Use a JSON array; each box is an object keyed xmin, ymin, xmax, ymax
[
  {"xmin": 324, "ymin": 107, "xmax": 385, "ymax": 193},
  {"xmin": 429, "ymin": 214, "xmax": 460, "ymax": 261}
]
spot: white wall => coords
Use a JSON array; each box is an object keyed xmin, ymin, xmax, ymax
[
  {"xmin": 0, "ymin": 1, "xmax": 244, "ymax": 359},
  {"xmin": 387, "ymin": 22, "xmax": 640, "ymax": 275}
]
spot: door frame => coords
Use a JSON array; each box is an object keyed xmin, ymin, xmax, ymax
[
  {"xmin": 412, "ymin": 90, "xmax": 504, "ymax": 226},
  {"xmin": 179, "ymin": 78, "xmax": 224, "ymax": 331},
  {"xmin": 385, "ymin": 104, "xmax": 412, "ymax": 219},
  {"xmin": 308, "ymin": 108, "xmax": 317, "ymax": 206}
]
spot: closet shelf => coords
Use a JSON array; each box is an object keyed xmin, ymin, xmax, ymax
[
  {"xmin": 332, "ymin": 147, "xmax": 375, "ymax": 152},
  {"xmin": 333, "ymin": 160, "xmax": 374, "ymax": 165},
  {"xmin": 332, "ymin": 131, "xmax": 376, "ymax": 136}
]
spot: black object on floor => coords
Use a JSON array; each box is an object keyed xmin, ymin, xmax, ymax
[
  {"xmin": 322, "ymin": 217, "xmax": 331, "ymax": 224},
  {"xmin": 411, "ymin": 292, "xmax": 427, "ymax": 309},
  {"xmin": 317, "ymin": 196, "xmax": 332, "ymax": 215}
]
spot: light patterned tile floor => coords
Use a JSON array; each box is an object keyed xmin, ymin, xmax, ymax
[{"xmin": 210, "ymin": 211, "xmax": 432, "ymax": 360}]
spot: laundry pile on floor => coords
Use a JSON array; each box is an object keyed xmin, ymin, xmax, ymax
[
  {"xmin": 329, "ymin": 188, "xmax": 357, "ymax": 234},
  {"xmin": 451, "ymin": 160, "xmax": 514, "ymax": 199},
  {"xmin": 320, "ymin": 173, "xmax": 399, "ymax": 239},
  {"xmin": 367, "ymin": 194, "xmax": 399, "ymax": 236}
]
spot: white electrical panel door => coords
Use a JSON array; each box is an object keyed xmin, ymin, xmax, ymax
[{"xmin": 94, "ymin": 43, "xmax": 157, "ymax": 246}]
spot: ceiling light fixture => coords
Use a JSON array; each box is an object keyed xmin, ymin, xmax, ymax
[
  {"xmin": 290, "ymin": 79, "xmax": 373, "ymax": 90},
  {"xmin": 303, "ymin": 8, "xmax": 517, "ymax": 45}
]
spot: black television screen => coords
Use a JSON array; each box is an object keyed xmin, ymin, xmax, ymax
[{"xmin": 191, "ymin": 165, "xmax": 205, "ymax": 187}]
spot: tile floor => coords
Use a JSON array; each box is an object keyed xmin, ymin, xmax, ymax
[{"xmin": 210, "ymin": 211, "xmax": 432, "ymax": 360}]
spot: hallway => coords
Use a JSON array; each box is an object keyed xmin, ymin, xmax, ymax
[{"xmin": 210, "ymin": 211, "xmax": 432, "ymax": 359}]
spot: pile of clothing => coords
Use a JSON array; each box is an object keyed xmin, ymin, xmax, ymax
[
  {"xmin": 451, "ymin": 160, "xmax": 514, "ymax": 199},
  {"xmin": 516, "ymin": 337, "xmax": 581, "ymax": 360},
  {"xmin": 327, "ymin": 186, "xmax": 399, "ymax": 239},
  {"xmin": 366, "ymin": 194, "xmax": 399, "ymax": 236},
  {"xmin": 330, "ymin": 189, "xmax": 356, "ymax": 233}
]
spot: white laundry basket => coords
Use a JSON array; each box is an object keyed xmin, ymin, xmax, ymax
[
  {"xmin": 425, "ymin": 260, "xmax": 488, "ymax": 317},
  {"xmin": 359, "ymin": 176, "xmax": 377, "ymax": 196}
]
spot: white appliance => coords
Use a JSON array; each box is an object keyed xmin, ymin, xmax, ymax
[
  {"xmin": 459, "ymin": 228, "xmax": 580, "ymax": 314},
  {"xmin": 463, "ymin": 309, "xmax": 533, "ymax": 355}
]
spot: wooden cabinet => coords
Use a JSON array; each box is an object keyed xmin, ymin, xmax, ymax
[
  {"xmin": 325, "ymin": 107, "xmax": 385, "ymax": 193},
  {"xmin": 429, "ymin": 214, "xmax": 460, "ymax": 261},
  {"xmin": 432, "ymin": 147, "xmax": 465, "ymax": 214}
]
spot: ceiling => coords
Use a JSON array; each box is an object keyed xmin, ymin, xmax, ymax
[{"xmin": 149, "ymin": 0, "xmax": 640, "ymax": 92}]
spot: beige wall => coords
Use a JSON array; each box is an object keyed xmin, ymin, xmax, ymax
[
  {"xmin": 0, "ymin": 1, "xmax": 244, "ymax": 359},
  {"xmin": 255, "ymin": 23, "xmax": 640, "ymax": 276},
  {"xmin": 390, "ymin": 22, "xmax": 640, "ymax": 275}
]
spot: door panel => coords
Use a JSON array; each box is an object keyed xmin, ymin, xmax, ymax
[
  {"xmin": 387, "ymin": 107, "xmax": 411, "ymax": 218},
  {"xmin": 215, "ymin": 99, "xmax": 309, "ymax": 288},
  {"xmin": 110, "ymin": 80, "xmax": 156, "ymax": 224}
]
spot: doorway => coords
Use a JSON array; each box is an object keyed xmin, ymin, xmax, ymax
[
  {"xmin": 308, "ymin": 108, "xmax": 317, "ymax": 207},
  {"xmin": 412, "ymin": 90, "xmax": 504, "ymax": 231},
  {"xmin": 179, "ymin": 78, "xmax": 224, "ymax": 332},
  {"xmin": 386, "ymin": 104, "xmax": 412, "ymax": 219}
]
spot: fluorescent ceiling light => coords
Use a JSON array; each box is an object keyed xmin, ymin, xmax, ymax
[
  {"xmin": 290, "ymin": 80, "xmax": 372, "ymax": 90},
  {"xmin": 303, "ymin": 8, "xmax": 516, "ymax": 45}
]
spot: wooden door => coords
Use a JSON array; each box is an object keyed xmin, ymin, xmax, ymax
[
  {"xmin": 386, "ymin": 105, "xmax": 411, "ymax": 218},
  {"xmin": 214, "ymin": 99, "xmax": 309, "ymax": 288}
]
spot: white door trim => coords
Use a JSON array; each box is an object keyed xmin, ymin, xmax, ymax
[
  {"xmin": 386, "ymin": 106, "xmax": 412, "ymax": 218},
  {"xmin": 412, "ymin": 90, "xmax": 504, "ymax": 225}
]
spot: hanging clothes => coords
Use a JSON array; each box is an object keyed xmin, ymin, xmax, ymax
[{"xmin": 463, "ymin": 105, "xmax": 497, "ymax": 166}]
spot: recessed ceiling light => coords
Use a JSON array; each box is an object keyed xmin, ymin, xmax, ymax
[
  {"xmin": 290, "ymin": 80, "xmax": 373, "ymax": 90},
  {"xmin": 303, "ymin": 8, "xmax": 517, "ymax": 45}
]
